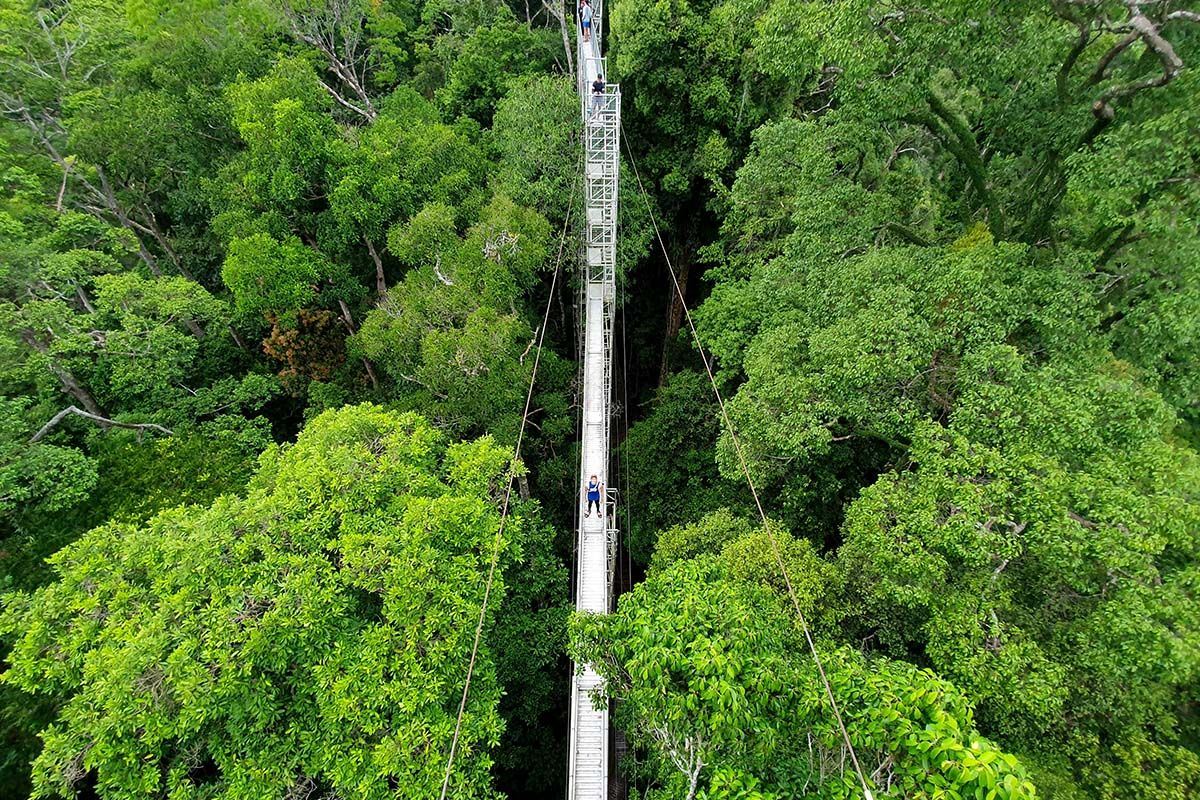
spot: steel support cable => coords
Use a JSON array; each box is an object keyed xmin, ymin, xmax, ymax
[
  {"xmin": 620, "ymin": 125, "xmax": 876, "ymax": 800},
  {"xmin": 620, "ymin": 302, "xmax": 632, "ymax": 596},
  {"xmin": 439, "ymin": 162, "xmax": 582, "ymax": 800}
]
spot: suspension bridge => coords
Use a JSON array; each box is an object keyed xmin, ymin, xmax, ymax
[
  {"xmin": 439, "ymin": 7, "xmax": 874, "ymax": 798},
  {"xmin": 567, "ymin": 4, "xmax": 620, "ymax": 799},
  {"xmin": 559, "ymin": 8, "xmax": 877, "ymax": 799}
]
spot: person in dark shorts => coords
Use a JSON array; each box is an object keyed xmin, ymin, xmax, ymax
[{"xmin": 585, "ymin": 474, "xmax": 603, "ymax": 518}]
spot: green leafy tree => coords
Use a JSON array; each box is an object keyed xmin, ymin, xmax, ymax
[
  {"xmin": 350, "ymin": 193, "xmax": 569, "ymax": 442},
  {"xmin": 222, "ymin": 233, "xmax": 338, "ymax": 320},
  {"xmin": 834, "ymin": 357, "xmax": 1200, "ymax": 792},
  {"xmin": 0, "ymin": 398, "xmax": 96, "ymax": 519},
  {"xmin": 0, "ymin": 4, "xmax": 584, "ymax": 795},
  {"xmin": 609, "ymin": 0, "xmax": 777, "ymax": 201},
  {"xmin": 490, "ymin": 75, "xmax": 580, "ymax": 221},
  {"xmin": 210, "ymin": 58, "xmax": 337, "ymax": 244},
  {"xmin": 437, "ymin": 16, "xmax": 559, "ymax": 125},
  {"xmin": 0, "ymin": 404, "xmax": 539, "ymax": 800},
  {"xmin": 620, "ymin": 372, "xmax": 752, "ymax": 562},
  {"xmin": 322, "ymin": 88, "xmax": 488, "ymax": 297},
  {"xmin": 669, "ymin": 7, "xmax": 1200, "ymax": 787},
  {"xmin": 572, "ymin": 534, "xmax": 1037, "ymax": 800},
  {"xmin": 489, "ymin": 73, "xmax": 654, "ymax": 289}
]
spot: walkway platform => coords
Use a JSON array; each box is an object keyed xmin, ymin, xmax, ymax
[{"xmin": 567, "ymin": 9, "xmax": 620, "ymax": 800}]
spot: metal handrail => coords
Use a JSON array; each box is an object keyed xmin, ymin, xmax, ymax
[{"xmin": 569, "ymin": 8, "xmax": 620, "ymax": 799}]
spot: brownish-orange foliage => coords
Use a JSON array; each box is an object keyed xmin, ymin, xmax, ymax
[{"xmin": 262, "ymin": 310, "xmax": 347, "ymax": 393}]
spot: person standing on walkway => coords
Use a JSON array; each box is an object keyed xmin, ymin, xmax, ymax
[
  {"xmin": 580, "ymin": 0, "xmax": 593, "ymax": 43},
  {"xmin": 591, "ymin": 74, "xmax": 605, "ymax": 116},
  {"xmin": 584, "ymin": 474, "xmax": 603, "ymax": 518}
]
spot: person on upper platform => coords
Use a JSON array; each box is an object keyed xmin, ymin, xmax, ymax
[{"xmin": 580, "ymin": 0, "xmax": 593, "ymax": 43}]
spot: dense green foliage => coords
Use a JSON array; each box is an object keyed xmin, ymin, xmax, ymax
[
  {"xmin": 595, "ymin": 1, "xmax": 1200, "ymax": 798},
  {"xmin": 0, "ymin": 0, "xmax": 580, "ymax": 795},
  {"xmin": 2, "ymin": 404, "xmax": 560, "ymax": 799},
  {"xmin": 2, "ymin": 0, "xmax": 1198, "ymax": 798},
  {"xmin": 618, "ymin": 372, "xmax": 750, "ymax": 562},
  {"xmin": 573, "ymin": 513, "xmax": 1038, "ymax": 800}
]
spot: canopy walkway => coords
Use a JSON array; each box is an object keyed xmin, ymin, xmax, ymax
[
  {"xmin": 562, "ymin": 10, "xmax": 874, "ymax": 800},
  {"xmin": 567, "ymin": 6, "xmax": 620, "ymax": 800}
]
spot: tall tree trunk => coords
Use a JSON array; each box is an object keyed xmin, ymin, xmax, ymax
[
  {"xmin": 21, "ymin": 332, "xmax": 104, "ymax": 417},
  {"xmin": 337, "ymin": 299, "xmax": 381, "ymax": 390},
  {"xmin": 49, "ymin": 363, "xmax": 105, "ymax": 419},
  {"xmin": 22, "ymin": 332, "xmax": 106, "ymax": 419},
  {"xmin": 56, "ymin": 162, "xmax": 70, "ymax": 212},
  {"xmin": 337, "ymin": 299, "xmax": 357, "ymax": 332},
  {"xmin": 136, "ymin": 204, "xmax": 195, "ymax": 282},
  {"xmin": 543, "ymin": 0, "xmax": 574, "ymax": 76},
  {"xmin": 924, "ymin": 92, "xmax": 1006, "ymax": 238},
  {"xmin": 75, "ymin": 287, "xmax": 95, "ymax": 314},
  {"xmin": 659, "ymin": 255, "xmax": 691, "ymax": 388},
  {"xmin": 658, "ymin": 222, "xmax": 696, "ymax": 387},
  {"xmin": 365, "ymin": 235, "xmax": 387, "ymax": 298},
  {"xmin": 228, "ymin": 325, "xmax": 249, "ymax": 350},
  {"xmin": 361, "ymin": 357, "xmax": 380, "ymax": 390},
  {"xmin": 94, "ymin": 168, "xmax": 164, "ymax": 277}
]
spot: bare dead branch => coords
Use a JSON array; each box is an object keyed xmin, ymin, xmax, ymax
[
  {"xmin": 276, "ymin": 0, "xmax": 378, "ymax": 121},
  {"xmin": 1096, "ymin": 8, "xmax": 1185, "ymax": 105},
  {"xmin": 316, "ymin": 71, "xmax": 375, "ymax": 120},
  {"xmin": 31, "ymin": 405, "xmax": 173, "ymax": 442},
  {"xmin": 1085, "ymin": 0, "xmax": 1197, "ymax": 120},
  {"xmin": 1167, "ymin": 10, "xmax": 1200, "ymax": 23}
]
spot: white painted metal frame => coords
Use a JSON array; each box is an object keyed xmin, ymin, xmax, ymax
[{"xmin": 568, "ymin": 4, "xmax": 620, "ymax": 800}]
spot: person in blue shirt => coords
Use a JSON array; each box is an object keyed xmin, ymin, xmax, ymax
[{"xmin": 584, "ymin": 474, "xmax": 603, "ymax": 518}]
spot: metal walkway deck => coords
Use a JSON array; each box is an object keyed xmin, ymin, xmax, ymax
[{"xmin": 567, "ymin": 7, "xmax": 620, "ymax": 800}]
